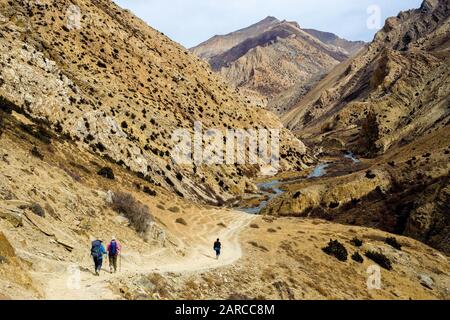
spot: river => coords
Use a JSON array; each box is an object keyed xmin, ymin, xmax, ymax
[{"xmin": 237, "ymin": 152, "xmax": 360, "ymax": 214}]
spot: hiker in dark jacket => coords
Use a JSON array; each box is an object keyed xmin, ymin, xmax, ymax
[
  {"xmin": 107, "ymin": 237, "xmax": 122, "ymax": 274},
  {"xmin": 213, "ymin": 238, "xmax": 222, "ymax": 260},
  {"xmin": 91, "ymin": 239, "xmax": 107, "ymax": 276}
]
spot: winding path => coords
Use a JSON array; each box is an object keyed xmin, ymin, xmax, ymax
[{"xmin": 40, "ymin": 212, "xmax": 255, "ymax": 300}]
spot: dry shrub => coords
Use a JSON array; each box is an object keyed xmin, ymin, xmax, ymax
[
  {"xmin": 248, "ymin": 241, "xmax": 269, "ymax": 252},
  {"xmin": 350, "ymin": 237, "xmax": 363, "ymax": 247},
  {"xmin": 147, "ymin": 274, "xmax": 170, "ymax": 298},
  {"xmin": 322, "ymin": 239, "xmax": 348, "ymax": 262},
  {"xmin": 31, "ymin": 146, "xmax": 44, "ymax": 160},
  {"xmin": 351, "ymin": 251, "xmax": 364, "ymax": 263},
  {"xmin": 184, "ymin": 279, "xmax": 198, "ymax": 291},
  {"xmin": 61, "ymin": 165, "xmax": 82, "ymax": 182},
  {"xmin": 365, "ymin": 251, "xmax": 392, "ymax": 270},
  {"xmin": 227, "ymin": 293, "xmax": 252, "ymax": 300},
  {"xmin": 97, "ymin": 167, "xmax": 114, "ymax": 179},
  {"xmin": 168, "ymin": 206, "xmax": 180, "ymax": 213},
  {"xmin": 175, "ymin": 217, "xmax": 187, "ymax": 226},
  {"xmin": 30, "ymin": 203, "xmax": 45, "ymax": 217},
  {"xmin": 111, "ymin": 191, "xmax": 153, "ymax": 234},
  {"xmin": 385, "ymin": 237, "xmax": 402, "ymax": 250}
]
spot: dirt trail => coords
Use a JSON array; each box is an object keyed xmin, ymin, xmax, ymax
[{"xmin": 39, "ymin": 211, "xmax": 255, "ymax": 300}]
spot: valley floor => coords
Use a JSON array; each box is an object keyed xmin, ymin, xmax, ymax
[
  {"xmin": 35, "ymin": 210, "xmax": 255, "ymax": 300},
  {"xmin": 0, "ymin": 111, "xmax": 449, "ymax": 300}
]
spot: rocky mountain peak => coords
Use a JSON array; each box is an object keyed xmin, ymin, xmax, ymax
[{"xmin": 192, "ymin": 17, "xmax": 365, "ymax": 113}]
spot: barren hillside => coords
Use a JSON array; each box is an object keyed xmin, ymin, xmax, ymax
[
  {"xmin": 0, "ymin": 0, "xmax": 311, "ymax": 206},
  {"xmin": 2, "ymin": 105, "xmax": 447, "ymax": 300},
  {"xmin": 283, "ymin": 0, "xmax": 449, "ymax": 154},
  {"xmin": 192, "ymin": 17, "xmax": 365, "ymax": 113},
  {"xmin": 259, "ymin": 0, "xmax": 450, "ymax": 253}
]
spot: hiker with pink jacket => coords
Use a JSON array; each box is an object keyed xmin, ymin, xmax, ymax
[{"xmin": 106, "ymin": 237, "xmax": 122, "ymax": 273}]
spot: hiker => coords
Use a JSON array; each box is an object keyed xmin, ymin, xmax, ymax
[
  {"xmin": 107, "ymin": 237, "xmax": 122, "ymax": 274},
  {"xmin": 91, "ymin": 239, "xmax": 107, "ymax": 276},
  {"xmin": 213, "ymin": 238, "xmax": 222, "ymax": 260}
]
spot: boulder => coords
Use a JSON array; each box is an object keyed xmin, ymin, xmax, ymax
[
  {"xmin": 418, "ymin": 274, "xmax": 434, "ymax": 290},
  {"xmin": 0, "ymin": 232, "xmax": 15, "ymax": 258},
  {"xmin": 0, "ymin": 205, "xmax": 23, "ymax": 227}
]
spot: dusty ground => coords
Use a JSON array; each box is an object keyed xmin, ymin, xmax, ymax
[
  {"xmin": 1, "ymin": 102, "xmax": 449, "ymax": 301},
  {"xmin": 119, "ymin": 217, "xmax": 450, "ymax": 300},
  {"xmin": 0, "ymin": 108, "xmax": 256, "ymax": 299}
]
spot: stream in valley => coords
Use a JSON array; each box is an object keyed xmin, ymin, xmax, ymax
[{"xmin": 237, "ymin": 152, "xmax": 360, "ymax": 214}]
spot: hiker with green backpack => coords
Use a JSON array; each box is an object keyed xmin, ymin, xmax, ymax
[{"xmin": 91, "ymin": 239, "xmax": 107, "ymax": 276}]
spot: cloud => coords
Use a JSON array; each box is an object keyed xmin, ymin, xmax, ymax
[{"xmin": 115, "ymin": 0, "xmax": 423, "ymax": 48}]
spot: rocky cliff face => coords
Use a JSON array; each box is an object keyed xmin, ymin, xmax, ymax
[
  {"xmin": 0, "ymin": 0, "xmax": 312, "ymax": 205},
  {"xmin": 262, "ymin": 0, "xmax": 450, "ymax": 253},
  {"xmin": 191, "ymin": 17, "xmax": 365, "ymax": 113},
  {"xmin": 283, "ymin": 0, "xmax": 449, "ymax": 154}
]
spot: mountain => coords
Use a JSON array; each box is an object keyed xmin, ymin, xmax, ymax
[
  {"xmin": 303, "ymin": 29, "xmax": 365, "ymax": 56},
  {"xmin": 1, "ymin": 0, "xmax": 449, "ymax": 301},
  {"xmin": 0, "ymin": 0, "xmax": 312, "ymax": 206},
  {"xmin": 283, "ymin": 0, "xmax": 449, "ymax": 154},
  {"xmin": 261, "ymin": 0, "xmax": 450, "ymax": 254},
  {"xmin": 191, "ymin": 17, "xmax": 365, "ymax": 113},
  {"xmin": 191, "ymin": 16, "xmax": 281, "ymax": 60}
]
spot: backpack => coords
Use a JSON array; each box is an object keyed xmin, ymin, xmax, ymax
[
  {"xmin": 91, "ymin": 240, "xmax": 102, "ymax": 258},
  {"xmin": 109, "ymin": 241, "xmax": 118, "ymax": 256}
]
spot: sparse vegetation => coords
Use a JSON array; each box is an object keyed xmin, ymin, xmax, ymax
[
  {"xmin": 147, "ymin": 274, "xmax": 170, "ymax": 299},
  {"xmin": 97, "ymin": 167, "xmax": 115, "ymax": 179},
  {"xmin": 365, "ymin": 251, "xmax": 392, "ymax": 270},
  {"xmin": 20, "ymin": 123, "xmax": 53, "ymax": 144},
  {"xmin": 365, "ymin": 170, "xmax": 376, "ymax": 179},
  {"xmin": 30, "ymin": 203, "xmax": 45, "ymax": 217},
  {"xmin": 61, "ymin": 166, "xmax": 82, "ymax": 182},
  {"xmin": 250, "ymin": 223, "xmax": 259, "ymax": 229},
  {"xmin": 110, "ymin": 191, "xmax": 153, "ymax": 234},
  {"xmin": 175, "ymin": 217, "xmax": 187, "ymax": 226},
  {"xmin": 227, "ymin": 293, "xmax": 252, "ymax": 300},
  {"xmin": 248, "ymin": 241, "xmax": 269, "ymax": 252},
  {"xmin": 350, "ymin": 237, "xmax": 363, "ymax": 247},
  {"xmin": 30, "ymin": 146, "xmax": 44, "ymax": 160},
  {"xmin": 322, "ymin": 240, "xmax": 348, "ymax": 262},
  {"xmin": 168, "ymin": 206, "xmax": 180, "ymax": 213},
  {"xmin": 351, "ymin": 252, "xmax": 364, "ymax": 263},
  {"xmin": 385, "ymin": 237, "xmax": 402, "ymax": 250},
  {"xmin": 143, "ymin": 186, "xmax": 156, "ymax": 196}
]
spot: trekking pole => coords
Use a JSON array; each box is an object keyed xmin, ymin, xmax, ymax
[{"xmin": 119, "ymin": 253, "xmax": 122, "ymax": 273}]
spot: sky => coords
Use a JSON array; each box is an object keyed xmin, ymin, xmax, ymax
[{"xmin": 115, "ymin": 0, "xmax": 423, "ymax": 48}]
